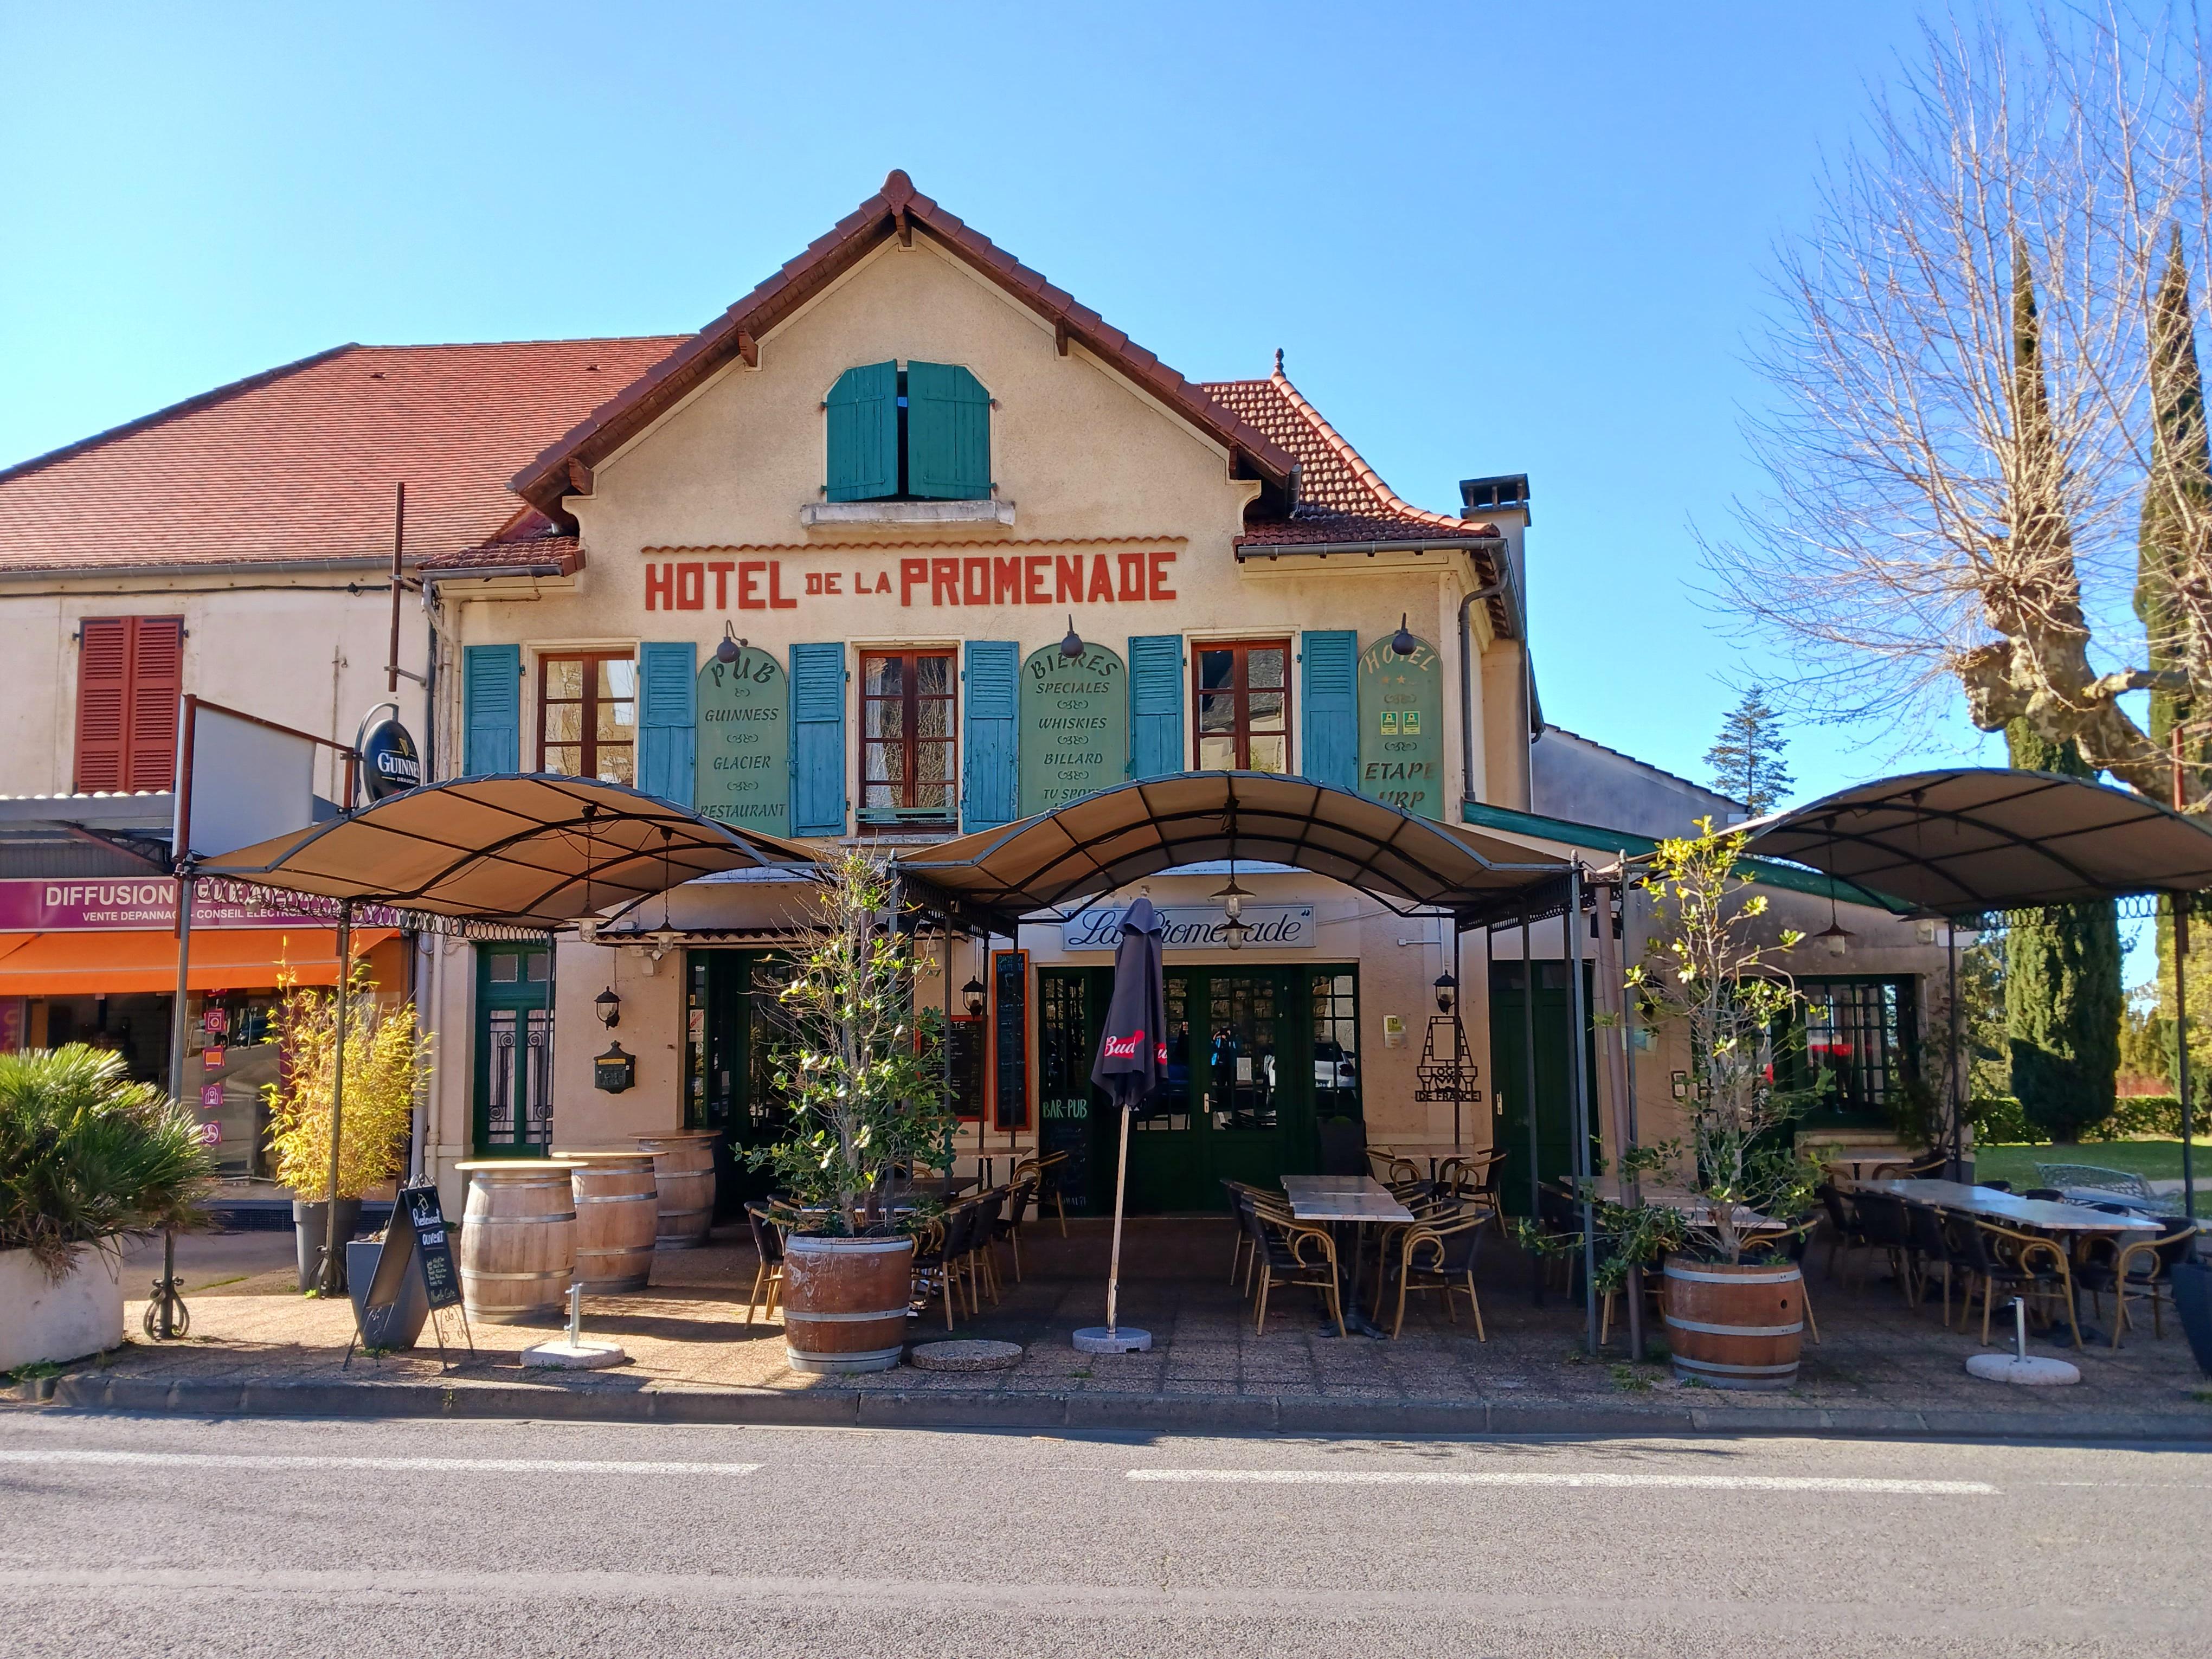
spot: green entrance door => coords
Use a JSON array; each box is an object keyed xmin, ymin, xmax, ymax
[
  {"xmin": 473, "ymin": 942, "xmax": 551, "ymax": 1155},
  {"xmin": 1488, "ymin": 960, "xmax": 1597, "ymax": 1217},
  {"xmin": 685, "ymin": 949, "xmax": 786, "ymax": 1216}
]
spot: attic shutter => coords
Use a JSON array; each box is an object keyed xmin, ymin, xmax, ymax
[
  {"xmin": 789, "ymin": 641, "xmax": 848, "ymax": 836},
  {"xmin": 1299, "ymin": 630, "xmax": 1359, "ymax": 791},
  {"xmin": 825, "ymin": 361, "xmax": 899, "ymax": 501},
  {"xmin": 961, "ymin": 640, "xmax": 1019, "ymax": 830},
  {"xmin": 462, "ymin": 644, "xmax": 522, "ymax": 776},
  {"xmin": 74, "ymin": 618, "xmax": 132, "ymax": 792},
  {"xmin": 636, "ymin": 641, "xmax": 697, "ymax": 807},
  {"xmin": 906, "ymin": 361, "xmax": 992, "ymax": 500},
  {"xmin": 1128, "ymin": 635, "xmax": 1184, "ymax": 780}
]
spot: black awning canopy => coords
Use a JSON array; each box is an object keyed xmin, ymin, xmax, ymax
[
  {"xmin": 1739, "ymin": 768, "xmax": 2212, "ymax": 914},
  {"xmin": 890, "ymin": 772, "xmax": 1570, "ymax": 932},
  {"xmin": 196, "ymin": 774, "xmax": 820, "ymax": 929}
]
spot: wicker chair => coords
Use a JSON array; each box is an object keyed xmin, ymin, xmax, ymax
[
  {"xmin": 1381, "ymin": 1212, "xmax": 1490, "ymax": 1339},
  {"xmin": 989, "ymin": 1175, "xmax": 1036, "ymax": 1283},
  {"xmin": 2074, "ymin": 1220, "xmax": 2200, "ymax": 1346},
  {"xmin": 1745, "ymin": 1222, "xmax": 1823, "ymax": 1343},
  {"xmin": 742, "ymin": 1205, "xmax": 786, "ymax": 1327},
  {"xmin": 1244, "ymin": 1199, "xmax": 1345, "ymax": 1336},
  {"xmin": 1956, "ymin": 1219, "xmax": 2084, "ymax": 1348}
]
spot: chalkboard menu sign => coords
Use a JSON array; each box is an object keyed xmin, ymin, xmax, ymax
[
  {"xmin": 946, "ymin": 1016, "xmax": 985, "ymax": 1120},
  {"xmin": 992, "ymin": 949, "xmax": 1028, "ymax": 1131},
  {"xmin": 345, "ymin": 1179, "xmax": 463, "ymax": 1360},
  {"xmin": 1037, "ymin": 1092, "xmax": 1092, "ymax": 1216},
  {"xmin": 400, "ymin": 1181, "xmax": 462, "ymax": 1310}
]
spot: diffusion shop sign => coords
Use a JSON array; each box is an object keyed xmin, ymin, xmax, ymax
[
  {"xmin": 0, "ymin": 879, "xmax": 399, "ymax": 931},
  {"xmin": 1060, "ymin": 903, "xmax": 1315, "ymax": 951}
]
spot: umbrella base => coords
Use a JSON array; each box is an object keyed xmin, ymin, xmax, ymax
[{"xmin": 1073, "ymin": 1326, "xmax": 1153, "ymax": 1354}]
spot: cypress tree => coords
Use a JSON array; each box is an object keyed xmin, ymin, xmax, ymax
[
  {"xmin": 1703, "ymin": 686, "xmax": 1796, "ymax": 814},
  {"xmin": 2005, "ymin": 245, "xmax": 2124, "ymax": 1142}
]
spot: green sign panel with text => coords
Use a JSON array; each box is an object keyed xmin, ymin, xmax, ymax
[
  {"xmin": 695, "ymin": 647, "xmax": 790, "ymax": 834},
  {"xmin": 1019, "ymin": 643, "xmax": 1127, "ymax": 817},
  {"xmin": 1358, "ymin": 633, "xmax": 1445, "ymax": 819}
]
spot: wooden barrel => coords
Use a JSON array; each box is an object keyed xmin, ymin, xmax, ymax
[
  {"xmin": 1662, "ymin": 1257, "xmax": 1805, "ymax": 1391},
  {"xmin": 556, "ymin": 1152, "xmax": 659, "ymax": 1293},
  {"xmin": 455, "ymin": 1161, "xmax": 580, "ymax": 1323},
  {"xmin": 636, "ymin": 1130, "xmax": 717, "ymax": 1250},
  {"xmin": 781, "ymin": 1235, "xmax": 914, "ymax": 1374}
]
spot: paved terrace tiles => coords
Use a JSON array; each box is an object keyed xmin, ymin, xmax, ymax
[{"xmin": 44, "ymin": 1219, "xmax": 2211, "ymax": 1436}]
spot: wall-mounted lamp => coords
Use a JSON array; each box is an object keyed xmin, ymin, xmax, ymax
[
  {"xmin": 1914, "ymin": 916, "xmax": 1939, "ymax": 946},
  {"xmin": 595, "ymin": 986, "xmax": 621, "ymax": 1028},
  {"xmin": 716, "ymin": 621, "xmax": 745, "ymax": 666},
  {"xmin": 1433, "ymin": 971, "xmax": 1457, "ymax": 1014},
  {"xmin": 962, "ymin": 975, "xmax": 986, "ymax": 1017},
  {"xmin": 1391, "ymin": 613, "xmax": 1418, "ymax": 657},
  {"xmin": 1059, "ymin": 615, "xmax": 1084, "ymax": 659}
]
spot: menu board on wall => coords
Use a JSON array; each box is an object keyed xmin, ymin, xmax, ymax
[
  {"xmin": 1019, "ymin": 644, "xmax": 1127, "ymax": 818},
  {"xmin": 991, "ymin": 949, "xmax": 1028, "ymax": 1132},
  {"xmin": 945, "ymin": 1015, "xmax": 985, "ymax": 1120},
  {"xmin": 695, "ymin": 647, "xmax": 790, "ymax": 833},
  {"xmin": 1358, "ymin": 633, "xmax": 1445, "ymax": 820}
]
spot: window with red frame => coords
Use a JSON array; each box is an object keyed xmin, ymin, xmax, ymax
[
  {"xmin": 538, "ymin": 652, "xmax": 636, "ymax": 785},
  {"xmin": 1194, "ymin": 640, "xmax": 1291, "ymax": 773},
  {"xmin": 860, "ymin": 650, "xmax": 956, "ymax": 819}
]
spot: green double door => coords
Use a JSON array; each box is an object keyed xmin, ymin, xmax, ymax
[
  {"xmin": 1488, "ymin": 960, "xmax": 1598, "ymax": 1217},
  {"xmin": 1037, "ymin": 963, "xmax": 1361, "ymax": 1215},
  {"xmin": 473, "ymin": 942, "xmax": 552, "ymax": 1155}
]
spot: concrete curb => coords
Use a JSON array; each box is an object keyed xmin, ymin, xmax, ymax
[{"xmin": 44, "ymin": 1370, "xmax": 2212, "ymax": 1442}]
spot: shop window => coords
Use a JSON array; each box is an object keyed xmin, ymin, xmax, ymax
[
  {"xmin": 860, "ymin": 650, "xmax": 956, "ymax": 821},
  {"xmin": 1194, "ymin": 640, "xmax": 1291, "ymax": 773},
  {"xmin": 74, "ymin": 615, "xmax": 184, "ymax": 793},
  {"xmin": 825, "ymin": 361, "xmax": 991, "ymax": 502},
  {"xmin": 538, "ymin": 652, "xmax": 636, "ymax": 785},
  {"xmin": 1787, "ymin": 977, "xmax": 1917, "ymax": 1126}
]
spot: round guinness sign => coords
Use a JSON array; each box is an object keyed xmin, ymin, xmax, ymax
[{"xmin": 360, "ymin": 716, "xmax": 422, "ymax": 802}]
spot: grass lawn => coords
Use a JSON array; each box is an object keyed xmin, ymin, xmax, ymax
[{"xmin": 1973, "ymin": 1139, "xmax": 2211, "ymax": 1216}]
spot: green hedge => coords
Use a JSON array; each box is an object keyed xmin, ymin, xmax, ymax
[{"xmin": 1965, "ymin": 1092, "xmax": 2189, "ymax": 1144}]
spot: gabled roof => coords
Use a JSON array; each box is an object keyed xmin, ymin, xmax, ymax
[
  {"xmin": 510, "ymin": 170, "xmax": 1302, "ymax": 528},
  {"xmin": 0, "ymin": 338, "xmax": 681, "ymax": 574}
]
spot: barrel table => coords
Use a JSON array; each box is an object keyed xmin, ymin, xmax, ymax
[
  {"xmin": 454, "ymin": 1160, "xmax": 582, "ymax": 1323},
  {"xmin": 552, "ymin": 1150, "xmax": 660, "ymax": 1293},
  {"xmin": 635, "ymin": 1129, "xmax": 718, "ymax": 1250}
]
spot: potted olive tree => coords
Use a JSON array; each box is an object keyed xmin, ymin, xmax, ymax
[
  {"xmin": 263, "ymin": 966, "xmax": 432, "ymax": 1293},
  {"xmin": 1587, "ymin": 822, "xmax": 1825, "ymax": 1387},
  {"xmin": 754, "ymin": 849, "xmax": 956, "ymax": 1373},
  {"xmin": 0, "ymin": 1045, "xmax": 215, "ymax": 1369}
]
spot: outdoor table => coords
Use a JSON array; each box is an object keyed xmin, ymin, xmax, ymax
[
  {"xmin": 1858, "ymin": 1179, "xmax": 2162, "ymax": 1235},
  {"xmin": 1815, "ymin": 1148, "xmax": 1922, "ymax": 1177},
  {"xmin": 1281, "ymin": 1175, "xmax": 1414, "ymax": 1340},
  {"xmin": 1587, "ymin": 1178, "xmax": 1785, "ymax": 1233}
]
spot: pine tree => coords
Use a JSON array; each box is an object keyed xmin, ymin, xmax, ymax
[
  {"xmin": 1703, "ymin": 686, "xmax": 1796, "ymax": 814},
  {"xmin": 2004, "ymin": 247, "xmax": 2123, "ymax": 1142}
]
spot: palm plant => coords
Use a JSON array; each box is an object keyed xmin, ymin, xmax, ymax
[{"xmin": 0, "ymin": 1045, "xmax": 216, "ymax": 1282}]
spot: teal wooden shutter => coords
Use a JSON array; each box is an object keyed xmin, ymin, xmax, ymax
[
  {"xmin": 1128, "ymin": 635, "xmax": 1184, "ymax": 780},
  {"xmin": 789, "ymin": 642, "xmax": 847, "ymax": 835},
  {"xmin": 462, "ymin": 644, "xmax": 520, "ymax": 776},
  {"xmin": 825, "ymin": 361, "xmax": 898, "ymax": 501},
  {"xmin": 636, "ymin": 641, "xmax": 697, "ymax": 807},
  {"xmin": 1300, "ymin": 630, "xmax": 1359, "ymax": 790},
  {"xmin": 906, "ymin": 361, "xmax": 991, "ymax": 500},
  {"xmin": 961, "ymin": 640, "xmax": 1019, "ymax": 829}
]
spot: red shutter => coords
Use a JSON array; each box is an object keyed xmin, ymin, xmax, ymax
[
  {"xmin": 74, "ymin": 616, "xmax": 184, "ymax": 793},
  {"xmin": 125, "ymin": 617, "xmax": 183, "ymax": 791}
]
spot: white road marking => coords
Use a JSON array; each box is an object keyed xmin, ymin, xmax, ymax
[
  {"xmin": 0, "ymin": 1449, "xmax": 760, "ymax": 1477},
  {"xmin": 1128, "ymin": 1468, "xmax": 1996, "ymax": 1493}
]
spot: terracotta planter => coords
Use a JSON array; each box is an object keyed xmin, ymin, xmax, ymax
[
  {"xmin": 0, "ymin": 1244, "xmax": 123, "ymax": 1371},
  {"xmin": 781, "ymin": 1234, "xmax": 914, "ymax": 1374},
  {"xmin": 1661, "ymin": 1256, "xmax": 1805, "ymax": 1391}
]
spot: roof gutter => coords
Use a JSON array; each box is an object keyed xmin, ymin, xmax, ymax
[
  {"xmin": 0, "ymin": 555, "xmax": 401, "ymax": 584},
  {"xmin": 1234, "ymin": 535, "xmax": 1504, "ymax": 560},
  {"xmin": 421, "ymin": 563, "xmax": 569, "ymax": 586}
]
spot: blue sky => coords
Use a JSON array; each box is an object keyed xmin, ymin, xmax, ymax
[{"xmin": 4, "ymin": 2, "xmax": 2018, "ymax": 804}]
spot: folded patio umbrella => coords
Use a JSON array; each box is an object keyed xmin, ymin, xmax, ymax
[{"xmin": 1077, "ymin": 896, "xmax": 1167, "ymax": 1352}]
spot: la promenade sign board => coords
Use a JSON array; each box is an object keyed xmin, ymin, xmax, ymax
[
  {"xmin": 644, "ymin": 548, "xmax": 1180, "ymax": 613},
  {"xmin": 0, "ymin": 879, "xmax": 400, "ymax": 931},
  {"xmin": 1061, "ymin": 903, "xmax": 1316, "ymax": 952}
]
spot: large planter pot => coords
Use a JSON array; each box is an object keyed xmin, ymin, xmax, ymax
[
  {"xmin": 1661, "ymin": 1256, "xmax": 1806, "ymax": 1391},
  {"xmin": 781, "ymin": 1234, "xmax": 915, "ymax": 1374},
  {"xmin": 0, "ymin": 1244, "xmax": 124, "ymax": 1371},
  {"xmin": 556, "ymin": 1150, "xmax": 659, "ymax": 1293},
  {"xmin": 454, "ymin": 1160, "xmax": 581, "ymax": 1323},
  {"xmin": 636, "ymin": 1130, "xmax": 717, "ymax": 1250},
  {"xmin": 291, "ymin": 1198, "xmax": 363, "ymax": 1293},
  {"xmin": 2174, "ymin": 1261, "xmax": 2212, "ymax": 1378}
]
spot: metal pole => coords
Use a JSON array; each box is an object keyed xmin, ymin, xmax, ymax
[
  {"xmin": 318, "ymin": 901, "xmax": 353, "ymax": 1297},
  {"xmin": 1449, "ymin": 915, "xmax": 1462, "ymax": 1152},
  {"xmin": 157, "ymin": 863, "xmax": 196, "ymax": 1339},
  {"xmin": 543, "ymin": 927, "xmax": 560, "ymax": 1154},
  {"xmin": 1520, "ymin": 899, "xmax": 1541, "ymax": 1304},
  {"xmin": 1566, "ymin": 865, "xmax": 1598, "ymax": 1355},
  {"xmin": 2177, "ymin": 897, "xmax": 2197, "ymax": 1220},
  {"xmin": 941, "ymin": 923, "xmax": 954, "ymax": 1173},
  {"xmin": 1946, "ymin": 918, "xmax": 1965, "ymax": 1180},
  {"xmin": 387, "ymin": 481, "xmax": 406, "ymax": 693}
]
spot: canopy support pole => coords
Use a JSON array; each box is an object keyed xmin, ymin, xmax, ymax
[
  {"xmin": 1946, "ymin": 919, "xmax": 1965, "ymax": 1181},
  {"xmin": 941, "ymin": 924, "xmax": 954, "ymax": 1163},
  {"xmin": 1520, "ymin": 901, "xmax": 1542, "ymax": 1306},
  {"xmin": 154, "ymin": 862, "xmax": 196, "ymax": 1340},
  {"xmin": 1567, "ymin": 865, "xmax": 1598, "ymax": 1355},
  {"xmin": 2178, "ymin": 897, "xmax": 2197, "ymax": 1221},
  {"xmin": 317, "ymin": 901, "xmax": 353, "ymax": 1298}
]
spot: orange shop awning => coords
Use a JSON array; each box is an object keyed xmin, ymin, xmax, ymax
[{"xmin": 0, "ymin": 928, "xmax": 394, "ymax": 997}]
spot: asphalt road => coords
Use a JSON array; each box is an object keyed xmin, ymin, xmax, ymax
[{"xmin": 1, "ymin": 1412, "xmax": 2204, "ymax": 1657}]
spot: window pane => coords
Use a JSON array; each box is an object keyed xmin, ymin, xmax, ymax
[
  {"xmin": 544, "ymin": 703, "xmax": 582, "ymax": 743},
  {"xmin": 489, "ymin": 954, "xmax": 519, "ymax": 983},
  {"xmin": 596, "ymin": 702, "xmax": 633, "ymax": 742},
  {"xmin": 1198, "ymin": 693, "xmax": 1236, "ymax": 734},
  {"xmin": 599, "ymin": 658, "xmax": 637, "ymax": 699},
  {"xmin": 1198, "ymin": 735, "xmax": 1237, "ymax": 770},
  {"xmin": 544, "ymin": 743, "xmax": 582, "ymax": 776},
  {"xmin": 869, "ymin": 743, "xmax": 906, "ymax": 784},
  {"xmin": 1197, "ymin": 650, "xmax": 1234, "ymax": 692},
  {"xmin": 916, "ymin": 740, "xmax": 951, "ymax": 785},
  {"xmin": 598, "ymin": 745, "xmax": 634, "ymax": 786},
  {"xmin": 864, "ymin": 657, "xmax": 902, "ymax": 696},
  {"xmin": 865, "ymin": 700, "xmax": 903, "ymax": 740},
  {"xmin": 1248, "ymin": 691, "xmax": 1285, "ymax": 728},
  {"xmin": 1248, "ymin": 648, "xmax": 1286, "ymax": 690},
  {"xmin": 523, "ymin": 951, "xmax": 549, "ymax": 981},
  {"xmin": 863, "ymin": 781, "xmax": 895, "ymax": 809},
  {"xmin": 915, "ymin": 654, "xmax": 953, "ymax": 694},
  {"xmin": 544, "ymin": 660, "xmax": 584, "ymax": 699},
  {"xmin": 1248, "ymin": 735, "xmax": 1287, "ymax": 774},
  {"xmin": 917, "ymin": 700, "xmax": 949, "ymax": 740},
  {"xmin": 913, "ymin": 780, "xmax": 951, "ymax": 812}
]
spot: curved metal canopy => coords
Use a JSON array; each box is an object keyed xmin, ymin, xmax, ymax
[
  {"xmin": 1739, "ymin": 768, "xmax": 2212, "ymax": 913},
  {"xmin": 891, "ymin": 771, "xmax": 1569, "ymax": 930},
  {"xmin": 196, "ymin": 774, "xmax": 819, "ymax": 928}
]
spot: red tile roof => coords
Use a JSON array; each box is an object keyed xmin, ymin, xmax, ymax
[
  {"xmin": 510, "ymin": 170, "xmax": 1302, "ymax": 525},
  {"xmin": 0, "ymin": 338, "xmax": 682, "ymax": 573},
  {"xmin": 419, "ymin": 533, "xmax": 581, "ymax": 576}
]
